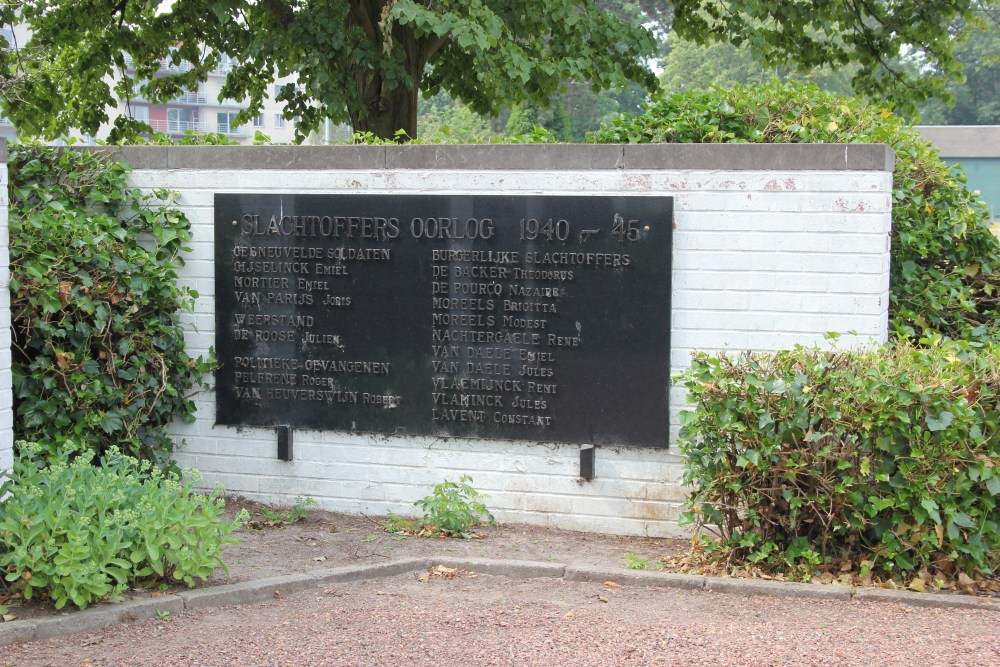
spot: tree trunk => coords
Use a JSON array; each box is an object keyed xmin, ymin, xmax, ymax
[
  {"xmin": 349, "ymin": 81, "xmax": 418, "ymax": 141},
  {"xmin": 344, "ymin": 2, "xmax": 428, "ymax": 142}
]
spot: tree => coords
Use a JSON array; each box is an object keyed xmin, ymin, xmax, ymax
[
  {"xmin": 670, "ymin": 0, "xmax": 975, "ymax": 115},
  {"xmin": 1, "ymin": 0, "xmax": 656, "ymax": 141},
  {"xmin": 658, "ymin": 32, "xmax": 856, "ymax": 98},
  {"xmin": 504, "ymin": 103, "xmax": 539, "ymax": 137},
  {"xmin": 918, "ymin": 2, "xmax": 1000, "ymax": 124},
  {"xmin": 417, "ymin": 91, "xmax": 500, "ymax": 142},
  {"xmin": 0, "ymin": 1, "xmax": 987, "ymax": 141}
]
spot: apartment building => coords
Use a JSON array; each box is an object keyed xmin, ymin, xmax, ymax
[
  {"xmin": 118, "ymin": 52, "xmax": 301, "ymax": 144},
  {"xmin": 1, "ymin": 24, "xmax": 320, "ymax": 145}
]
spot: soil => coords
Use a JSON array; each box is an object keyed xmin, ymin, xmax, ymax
[
  {"xmin": 2, "ymin": 496, "xmax": 687, "ymax": 622},
  {"xmin": 3, "ymin": 497, "xmax": 999, "ymax": 666},
  {"xmin": 219, "ymin": 495, "xmax": 687, "ymax": 581}
]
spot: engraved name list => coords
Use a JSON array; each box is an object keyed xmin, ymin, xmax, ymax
[{"xmin": 215, "ymin": 193, "xmax": 673, "ymax": 447}]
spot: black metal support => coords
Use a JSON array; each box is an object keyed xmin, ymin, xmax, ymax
[
  {"xmin": 580, "ymin": 444, "xmax": 595, "ymax": 480},
  {"xmin": 277, "ymin": 425, "xmax": 293, "ymax": 461}
]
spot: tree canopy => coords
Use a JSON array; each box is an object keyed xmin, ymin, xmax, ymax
[
  {"xmin": 0, "ymin": 1, "xmax": 988, "ymax": 141},
  {"xmin": 918, "ymin": 2, "xmax": 1000, "ymax": 124},
  {"xmin": 0, "ymin": 0, "xmax": 656, "ymax": 141},
  {"xmin": 658, "ymin": 31, "xmax": 855, "ymax": 97},
  {"xmin": 670, "ymin": 0, "xmax": 975, "ymax": 116}
]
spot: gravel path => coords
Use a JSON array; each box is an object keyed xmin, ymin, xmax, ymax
[{"xmin": 5, "ymin": 573, "xmax": 998, "ymax": 666}]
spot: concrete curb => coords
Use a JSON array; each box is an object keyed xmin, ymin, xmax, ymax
[
  {"xmin": 434, "ymin": 558, "xmax": 567, "ymax": 579},
  {"xmin": 1, "ymin": 559, "xmax": 996, "ymax": 646},
  {"xmin": 705, "ymin": 577, "xmax": 854, "ymax": 601},
  {"xmin": 565, "ymin": 565, "xmax": 707, "ymax": 591}
]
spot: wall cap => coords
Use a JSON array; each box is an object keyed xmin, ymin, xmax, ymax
[{"xmin": 79, "ymin": 143, "xmax": 895, "ymax": 172}]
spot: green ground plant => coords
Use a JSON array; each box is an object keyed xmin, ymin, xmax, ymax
[
  {"xmin": 0, "ymin": 442, "xmax": 247, "ymax": 609},
  {"xmin": 384, "ymin": 475, "xmax": 494, "ymax": 538},
  {"xmin": 676, "ymin": 339, "xmax": 1000, "ymax": 582},
  {"xmin": 8, "ymin": 146, "xmax": 214, "ymax": 467},
  {"xmin": 591, "ymin": 81, "xmax": 1000, "ymax": 344},
  {"xmin": 415, "ymin": 475, "xmax": 495, "ymax": 537},
  {"xmin": 250, "ymin": 496, "xmax": 319, "ymax": 528},
  {"xmin": 623, "ymin": 552, "xmax": 649, "ymax": 570}
]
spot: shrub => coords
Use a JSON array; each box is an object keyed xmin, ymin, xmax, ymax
[
  {"xmin": 0, "ymin": 442, "xmax": 247, "ymax": 609},
  {"xmin": 590, "ymin": 81, "xmax": 1000, "ymax": 344},
  {"xmin": 676, "ymin": 339, "xmax": 1000, "ymax": 580},
  {"xmin": 414, "ymin": 475, "xmax": 495, "ymax": 537},
  {"xmin": 8, "ymin": 146, "xmax": 214, "ymax": 467}
]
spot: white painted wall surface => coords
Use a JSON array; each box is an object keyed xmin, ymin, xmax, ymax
[
  {"xmin": 0, "ymin": 145, "xmax": 12, "ymax": 476},
  {"xmin": 123, "ymin": 156, "xmax": 892, "ymax": 537}
]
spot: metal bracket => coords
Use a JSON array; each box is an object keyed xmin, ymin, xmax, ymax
[
  {"xmin": 277, "ymin": 425, "xmax": 293, "ymax": 461},
  {"xmin": 580, "ymin": 444, "xmax": 595, "ymax": 480}
]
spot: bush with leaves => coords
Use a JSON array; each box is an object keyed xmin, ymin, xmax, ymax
[
  {"xmin": 0, "ymin": 442, "xmax": 246, "ymax": 610},
  {"xmin": 676, "ymin": 338, "xmax": 1000, "ymax": 582},
  {"xmin": 385, "ymin": 475, "xmax": 495, "ymax": 538},
  {"xmin": 414, "ymin": 475, "xmax": 495, "ymax": 537},
  {"xmin": 590, "ymin": 81, "xmax": 1000, "ymax": 344},
  {"xmin": 8, "ymin": 146, "xmax": 213, "ymax": 467}
]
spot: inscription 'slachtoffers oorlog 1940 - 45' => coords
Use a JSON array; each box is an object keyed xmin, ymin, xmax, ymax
[{"xmin": 215, "ymin": 193, "xmax": 673, "ymax": 447}]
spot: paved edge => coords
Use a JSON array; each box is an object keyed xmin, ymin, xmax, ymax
[{"xmin": 2, "ymin": 558, "xmax": 996, "ymax": 646}]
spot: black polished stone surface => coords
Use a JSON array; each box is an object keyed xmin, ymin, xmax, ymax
[{"xmin": 215, "ymin": 193, "xmax": 673, "ymax": 447}]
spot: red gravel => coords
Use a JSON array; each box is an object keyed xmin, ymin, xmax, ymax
[{"xmin": 5, "ymin": 573, "xmax": 998, "ymax": 667}]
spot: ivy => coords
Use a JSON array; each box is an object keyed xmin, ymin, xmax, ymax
[{"xmin": 8, "ymin": 146, "xmax": 214, "ymax": 468}]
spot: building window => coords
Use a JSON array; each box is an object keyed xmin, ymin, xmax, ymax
[
  {"xmin": 217, "ymin": 53, "xmax": 238, "ymax": 72},
  {"xmin": 167, "ymin": 108, "xmax": 197, "ymax": 133},
  {"xmin": 128, "ymin": 105, "xmax": 149, "ymax": 123},
  {"xmin": 253, "ymin": 113, "xmax": 265, "ymax": 128},
  {"xmin": 218, "ymin": 111, "xmax": 241, "ymax": 135},
  {"xmin": 274, "ymin": 114, "xmax": 285, "ymax": 129}
]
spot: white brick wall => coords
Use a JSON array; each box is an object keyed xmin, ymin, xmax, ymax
[
  {"xmin": 119, "ymin": 148, "xmax": 892, "ymax": 537},
  {"xmin": 0, "ymin": 145, "xmax": 11, "ymax": 476}
]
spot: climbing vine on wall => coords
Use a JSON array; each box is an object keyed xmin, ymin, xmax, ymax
[{"xmin": 7, "ymin": 147, "xmax": 213, "ymax": 467}]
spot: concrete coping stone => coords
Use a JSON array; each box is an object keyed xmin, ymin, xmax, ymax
[
  {"xmin": 74, "ymin": 143, "xmax": 895, "ymax": 172},
  {"xmin": 3, "ymin": 558, "xmax": 995, "ymax": 647}
]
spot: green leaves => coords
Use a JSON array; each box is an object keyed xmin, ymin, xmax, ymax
[
  {"xmin": 675, "ymin": 339, "xmax": 1000, "ymax": 580},
  {"xmin": 670, "ymin": 0, "xmax": 971, "ymax": 116},
  {"xmin": 9, "ymin": 146, "xmax": 214, "ymax": 467},
  {"xmin": 0, "ymin": 443, "xmax": 247, "ymax": 609},
  {"xmin": 591, "ymin": 81, "xmax": 1000, "ymax": 344},
  {"xmin": 925, "ymin": 411, "xmax": 954, "ymax": 432},
  {"xmin": 6, "ymin": 0, "xmax": 659, "ymax": 140},
  {"xmin": 412, "ymin": 475, "xmax": 495, "ymax": 537}
]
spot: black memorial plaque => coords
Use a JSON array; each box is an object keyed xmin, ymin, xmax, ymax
[{"xmin": 215, "ymin": 193, "xmax": 673, "ymax": 447}]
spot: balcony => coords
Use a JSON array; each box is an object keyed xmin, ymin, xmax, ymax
[
  {"xmin": 174, "ymin": 92, "xmax": 209, "ymax": 105},
  {"xmin": 148, "ymin": 119, "xmax": 208, "ymax": 134},
  {"xmin": 122, "ymin": 53, "xmax": 195, "ymax": 75},
  {"xmin": 217, "ymin": 123, "xmax": 249, "ymax": 137}
]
